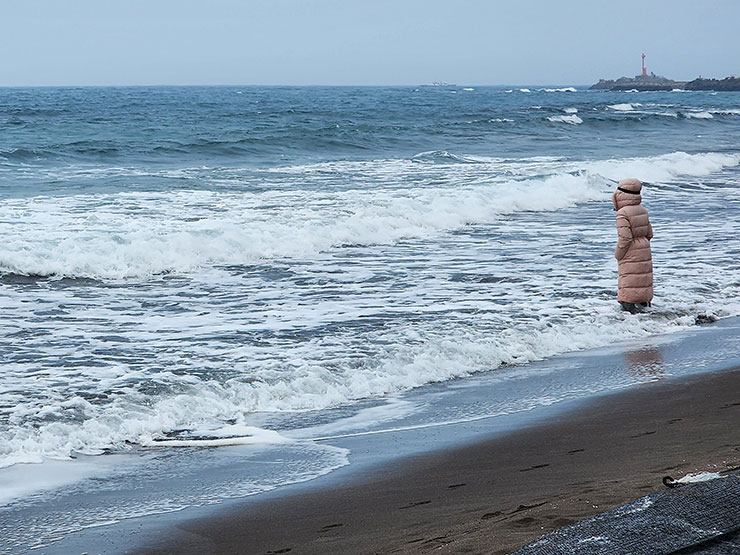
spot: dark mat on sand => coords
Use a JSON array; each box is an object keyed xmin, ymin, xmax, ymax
[{"xmin": 515, "ymin": 474, "xmax": 740, "ymax": 554}]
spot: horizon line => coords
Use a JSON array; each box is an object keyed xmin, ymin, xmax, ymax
[{"xmin": 0, "ymin": 83, "xmax": 607, "ymax": 89}]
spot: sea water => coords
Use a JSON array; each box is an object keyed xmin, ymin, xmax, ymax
[{"xmin": 1, "ymin": 86, "xmax": 740, "ymax": 550}]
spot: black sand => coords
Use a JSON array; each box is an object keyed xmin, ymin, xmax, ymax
[{"xmin": 136, "ymin": 367, "xmax": 740, "ymax": 555}]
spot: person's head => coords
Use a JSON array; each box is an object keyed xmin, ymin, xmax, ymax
[{"xmin": 612, "ymin": 178, "xmax": 642, "ymax": 211}]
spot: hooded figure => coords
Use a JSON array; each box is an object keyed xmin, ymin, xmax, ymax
[{"xmin": 612, "ymin": 178, "xmax": 653, "ymax": 312}]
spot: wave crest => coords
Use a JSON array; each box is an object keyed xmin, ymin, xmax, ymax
[
  {"xmin": 682, "ymin": 111, "xmax": 713, "ymax": 119},
  {"xmin": 548, "ymin": 114, "xmax": 583, "ymax": 125},
  {"xmin": 1, "ymin": 151, "xmax": 737, "ymax": 281},
  {"xmin": 411, "ymin": 150, "xmax": 483, "ymax": 164},
  {"xmin": 608, "ymin": 103, "xmax": 642, "ymax": 111}
]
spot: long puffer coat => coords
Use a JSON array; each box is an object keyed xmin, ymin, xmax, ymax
[{"xmin": 612, "ymin": 178, "xmax": 653, "ymax": 303}]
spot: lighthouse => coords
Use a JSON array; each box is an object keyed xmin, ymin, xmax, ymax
[{"xmin": 641, "ymin": 53, "xmax": 647, "ymax": 76}]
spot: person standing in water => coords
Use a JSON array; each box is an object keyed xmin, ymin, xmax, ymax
[{"xmin": 612, "ymin": 178, "xmax": 654, "ymax": 313}]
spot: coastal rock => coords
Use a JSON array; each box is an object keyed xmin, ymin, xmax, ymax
[
  {"xmin": 685, "ymin": 76, "xmax": 740, "ymax": 91},
  {"xmin": 592, "ymin": 74, "xmax": 740, "ymax": 91},
  {"xmin": 590, "ymin": 74, "xmax": 685, "ymax": 91}
]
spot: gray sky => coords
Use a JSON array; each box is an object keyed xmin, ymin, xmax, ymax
[{"xmin": 3, "ymin": 0, "xmax": 738, "ymax": 86}]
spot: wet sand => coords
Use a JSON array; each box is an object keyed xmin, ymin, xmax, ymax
[{"xmin": 139, "ymin": 367, "xmax": 740, "ymax": 555}]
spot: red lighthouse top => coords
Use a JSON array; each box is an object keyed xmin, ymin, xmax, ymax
[{"xmin": 641, "ymin": 53, "xmax": 647, "ymax": 76}]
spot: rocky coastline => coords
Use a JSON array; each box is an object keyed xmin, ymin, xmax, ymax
[
  {"xmin": 684, "ymin": 76, "xmax": 740, "ymax": 91},
  {"xmin": 591, "ymin": 74, "xmax": 740, "ymax": 91}
]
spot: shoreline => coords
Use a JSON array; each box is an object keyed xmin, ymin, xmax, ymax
[
  {"xmin": 14, "ymin": 316, "xmax": 740, "ymax": 554},
  {"xmin": 135, "ymin": 366, "xmax": 740, "ymax": 555}
]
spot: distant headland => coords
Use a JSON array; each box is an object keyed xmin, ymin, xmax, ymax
[{"xmin": 591, "ymin": 53, "xmax": 740, "ymax": 91}]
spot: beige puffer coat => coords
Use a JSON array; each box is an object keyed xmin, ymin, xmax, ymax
[{"xmin": 612, "ymin": 178, "xmax": 653, "ymax": 303}]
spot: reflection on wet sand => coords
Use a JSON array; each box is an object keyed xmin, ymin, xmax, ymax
[{"xmin": 625, "ymin": 347, "xmax": 665, "ymax": 380}]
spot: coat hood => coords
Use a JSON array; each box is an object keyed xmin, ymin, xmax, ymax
[{"xmin": 612, "ymin": 178, "xmax": 643, "ymax": 211}]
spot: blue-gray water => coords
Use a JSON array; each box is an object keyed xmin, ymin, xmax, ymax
[{"xmin": 1, "ymin": 85, "xmax": 740, "ymax": 551}]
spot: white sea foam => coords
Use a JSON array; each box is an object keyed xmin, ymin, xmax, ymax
[
  {"xmin": 564, "ymin": 107, "xmax": 578, "ymax": 113},
  {"xmin": 1, "ymin": 152, "xmax": 737, "ymax": 281},
  {"xmin": 547, "ymin": 114, "xmax": 583, "ymax": 125},
  {"xmin": 3, "ymin": 300, "xmax": 732, "ymax": 469},
  {"xmin": 0, "ymin": 441, "xmax": 350, "ymax": 552},
  {"xmin": 683, "ymin": 111, "xmax": 714, "ymax": 119},
  {"xmin": 608, "ymin": 103, "xmax": 642, "ymax": 111},
  {"xmin": 519, "ymin": 88, "xmax": 531, "ymax": 93},
  {"xmin": 462, "ymin": 87, "xmax": 475, "ymax": 91},
  {"xmin": 584, "ymin": 151, "xmax": 739, "ymax": 183},
  {"xmin": 710, "ymin": 108, "xmax": 740, "ymax": 115},
  {"xmin": 0, "ymin": 174, "xmax": 600, "ymax": 280},
  {"xmin": 411, "ymin": 149, "xmax": 484, "ymax": 163},
  {"xmin": 2, "ymin": 150, "xmax": 740, "ymax": 471},
  {"xmin": 0, "ymin": 457, "xmax": 117, "ymax": 506},
  {"xmin": 142, "ymin": 426, "xmax": 290, "ymax": 447},
  {"xmin": 540, "ymin": 87, "xmax": 577, "ymax": 93}
]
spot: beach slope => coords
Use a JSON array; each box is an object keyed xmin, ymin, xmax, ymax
[{"xmin": 138, "ymin": 367, "xmax": 740, "ymax": 555}]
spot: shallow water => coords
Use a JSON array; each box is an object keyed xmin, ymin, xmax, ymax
[
  {"xmin": 1, "ymin": 85, "xmax": 740, "ymax": 549},
  {"xmin": 5, "ymin": 317, "xmax": 740, "ymax": 554}
]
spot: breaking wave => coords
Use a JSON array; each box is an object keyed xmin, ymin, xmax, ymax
[
  {"xmin": 608, "ymin": 103, "xmax": 642, "ymax": 111},
  {"xmin": 548, "ymin": 114, "xmax": 583, "ymax": 125},
  {"xmin": 540, "ymin": 87, "xmax": 578, "ymax": 93},
  {"xmin": 0, "ymin": 174, "xmax": 602, "ymax": 280},
  {"xmin": 682, "ymin": 111, "xmax": 714, "ymax": 119},
  {"xmin": 410, "ymin": 150, "xmax": 483, "ymax": 164},
  {"xmin": 1, "ymin": 151, "xmax": 737, "ymax": 281}
]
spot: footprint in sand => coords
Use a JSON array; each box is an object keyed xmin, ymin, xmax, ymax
[
  {"xmin": 510, "ymin": 516, "xmax": 538, "ymax": 528},
  {"xmin": 511, "ymin": 501, "xmax": 547, "ymax": 513},
  {"xmin": 399, "ymin": 500, "xmax": 431, "ymax": 509},
  {"xmin": 519, "ymin": 463, "xmax": 550, "ymax": 472},
  {"xmin": 318, "ymin": 523, "xmax": 343, "ymax": 532}
]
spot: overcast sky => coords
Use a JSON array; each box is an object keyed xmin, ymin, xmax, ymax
[{"xmin": 3, "ymin": 0, "xmax": 739, "ymax": 86}]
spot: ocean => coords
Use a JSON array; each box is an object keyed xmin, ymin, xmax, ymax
[{"xmin": 1, "ymin": 85, "xmax": 740, "ymax": 551}]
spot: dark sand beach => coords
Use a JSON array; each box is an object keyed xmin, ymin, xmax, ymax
[{"xmin": 137, "ymin": 367, "xmax": 740, "ymax": 555}]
